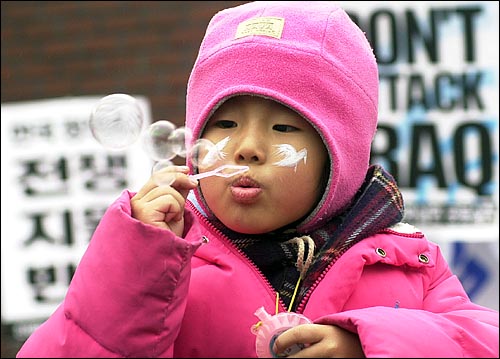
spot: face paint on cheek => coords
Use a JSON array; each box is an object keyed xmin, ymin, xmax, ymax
[
  {"xmin": 272, "ymin": 144, "xmax": 308, "ymax": 172},
  {"xmin": 197, "ymin": 136, "xmax": 230, "ymax": 168}
]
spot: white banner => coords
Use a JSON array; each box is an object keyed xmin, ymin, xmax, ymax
[
  {"xmin": 339, "ymin": 1, "xmax": 499, "ymax": 310},
  {"xmin": 1, "ymin": 96, "xmax": 152, "ymax": 330}
]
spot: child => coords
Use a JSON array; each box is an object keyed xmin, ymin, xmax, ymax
[{"xmin": 17, "ymin": 1, "xmax": 499, "ymax": 358}]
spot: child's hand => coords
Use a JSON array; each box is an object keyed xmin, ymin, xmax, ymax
[
  {"xmin": 131, "ymin": 165, "xmax": 198, "ymax": 236},
  {"xmin": 272, "ymin": 323, "xmax": 365, "ymax": 358}
]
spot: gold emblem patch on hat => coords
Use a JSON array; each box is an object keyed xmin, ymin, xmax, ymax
[{"xmin": 235, "ymin": 17, "xmax": 285, "ymax": 39}]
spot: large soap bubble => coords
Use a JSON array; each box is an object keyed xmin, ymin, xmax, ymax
[
  {"xmin": 89, "ymin": 93, "xmax": 144, "ymax": 150},
  {"xmin": 89, "ymin": 93, "xmax": 249, "ymax": 186}
]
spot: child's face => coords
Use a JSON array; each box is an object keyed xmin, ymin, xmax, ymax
[{"xmin": 198, "ymin": 95, "xmax": 328, "ymax": 234}]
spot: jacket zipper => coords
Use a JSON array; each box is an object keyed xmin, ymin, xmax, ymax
[
  {"xmin": 187, "ymin": 201, "xmax": 290, "ymax": 314},
  {"xmin": 295, "ymin": 238, "xmax": 356, "ymax": 313},
  {"xmin": 186, "ymin": 201, "xmax": 348, "ymax": 316}
]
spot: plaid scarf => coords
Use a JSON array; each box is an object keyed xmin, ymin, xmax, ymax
[{"xmin": 203, "ymin": 165, "xmax": 404, "ymax": 311}]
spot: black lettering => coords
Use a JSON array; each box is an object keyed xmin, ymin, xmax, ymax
[
  {"xmin": 371, "ymin": 124, "xmax": 399, "ymax": 180},
  {"xmin": 456, "ymin": 7, "xmax": 482, "ymax": 62},
  {"xmin": 434, "ymin": 72, "xmax": 457, "ymax": 111},
  {"xmin": 454, "ymin": 122, "xmax": 492, "ymax": 195},
  {"xmin": 23, "ymin": 210, "xmax": 74, "ymax": 247},
  {"xmin": 407, "ymin": 74, "xmax": 430, "ymax": 110},
  {"xmin": 409, "ymin": 124, "xmax": 446, "ymax": 188},
  {"xmin": 28, "ymin": 266, "xmax": 56, "ymax": 302},
  {"xmin": 346, "ymin": 4, "xmax": 483, "ymax": 65},
  {"xmin": 370, "ymin": 9, "xmax": 398, "ymax": 65},
  {"xmin": 63, "ymin": 210, "xmax": 74, "ymax": 246},
  {"xmin": 406, "ymin": 9, "xmax": 441, "ymax": 63},
  {"xmin": 24, "ymin": 214, "xmax": 57, "ymax": 246},
  {"xmin": 462, "ymin": 71, "xmax": 484, "ymax": 110}
]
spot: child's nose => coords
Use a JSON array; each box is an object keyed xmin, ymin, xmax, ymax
[{"xmin": 232, "ymin": 132, "xmax": 267, "ymax": 164}]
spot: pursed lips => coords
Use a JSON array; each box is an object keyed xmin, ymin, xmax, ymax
[{"xmin": 230, "ymin": 176, "xmax": 262, "ymax": 203}]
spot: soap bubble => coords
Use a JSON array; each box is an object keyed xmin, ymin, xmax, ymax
[
  {"xmin": 141, "ymin": 120, "xmax": 191, "ymax": 162},
  {"xmin": 152, "ymin": 159, "xmax": 175, "ymax": 174},
  {"xmin": 150, "ymin": 136, "xmax": 230, "ymax": 186},
  {"xmin": 152, "ymin": 160, "xmax": 177, "ymax": 186},
  {"xmin": 172, "ymin": 127, "xmax": 190, "ymax": 158},
  {"xmin": 89, "ymin": 93, "xmax": 144, "ymax": 150},
  {"xmin": 189, "ymin": 139, "xmax": 218, "ymax": 170},
  {"xmin": 141, "ymin": 120, "xmax": 177, "ymax": 161}
]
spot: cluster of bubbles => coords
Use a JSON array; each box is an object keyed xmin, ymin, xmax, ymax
[
  {"xmin": 89, "ymin": 93, "xmax": 308, "ymax": 186},
  {"xmin": 88, "ymin": 93, "xmax": 228, "ymax": 184}
]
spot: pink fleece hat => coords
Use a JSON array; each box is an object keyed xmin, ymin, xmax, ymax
[{"xmin": 186, "ymin": 1, "xmax": 379, "ymax": 233}]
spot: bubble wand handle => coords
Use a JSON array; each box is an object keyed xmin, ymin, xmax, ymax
[{"xmin": 189, "ymin": 165, "xmax": 249, "ymax": 180}]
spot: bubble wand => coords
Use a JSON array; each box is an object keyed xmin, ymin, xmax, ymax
[{"xmin": 189, "ymin": 164, "xmax": 249, "ymax": 180}]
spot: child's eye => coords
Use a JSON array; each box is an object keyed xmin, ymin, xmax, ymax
[
  {"xmin": 214, "ymin": 120, "xmax": 237, "ymax": 129},
  {"xmin": 273, "ymin": 124, "xmax": 298, "ymax": 133}
]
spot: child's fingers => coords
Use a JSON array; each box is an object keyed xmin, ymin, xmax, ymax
[
  {"xmin": 131, "ymin": 176, "xmax": 199, "ymax": 229},
  {"xmin": 131, "ymin": 165, "xmax": 199, "ymax": 232},
  {"xmin": 134, "ymin": 165, "xmax": 194, "ymax": 200},
  {"xmin": 149, "ymin": 193, "xmax": 185, "ymax": 223},
  {"xmin": 132, "ymin": 184, "xmax": 184, "ymax": 219}
]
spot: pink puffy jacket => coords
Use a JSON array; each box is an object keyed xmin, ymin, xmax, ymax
[{"xmin": 17, "ymin": 190, "xmax": 499, "ymax": 358}]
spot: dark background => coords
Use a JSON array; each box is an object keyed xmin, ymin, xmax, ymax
[{"xmin": 1, "ymin": 1, "xmax": 247, "ymax": 357}]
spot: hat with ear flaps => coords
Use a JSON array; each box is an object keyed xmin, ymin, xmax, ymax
[{"xmin": 185, "ymin": 1, "xmax": 379, "ymax": 233}]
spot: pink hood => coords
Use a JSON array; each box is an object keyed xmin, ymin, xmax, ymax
[{"xmin": 185, "ymin": 1, "xmax": 379, "ymax": 232}]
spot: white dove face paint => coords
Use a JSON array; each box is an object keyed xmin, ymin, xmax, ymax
[
  {"xmin": 200, "ymin": 136, "xmax": 230, "ymax": 167},
  {"xmin": 190, "ymin": 136, "xmax": 231, "ymax": 170},
  {"xmin": 272, "ymin": 143, "xmax": 307, "ymax": 171}
]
